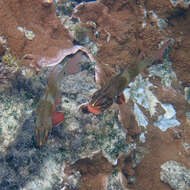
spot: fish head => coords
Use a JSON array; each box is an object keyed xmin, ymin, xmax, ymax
[{"xmin": 88, "ymin": 89, "xmax": 113, "ymax": 114}]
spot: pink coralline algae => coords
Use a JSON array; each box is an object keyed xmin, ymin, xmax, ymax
[{"xmin": 22, "ymin": 45, "xmax": 96, "ymax": 71}]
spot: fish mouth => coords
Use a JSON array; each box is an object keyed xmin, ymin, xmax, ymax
[
  {"xmin": 87, "ymin": 104, "xmax": 101, "ymax": 115},
  {"xmin": 79, "ymin": 103, "xmax": 101, "ymax": 115}
]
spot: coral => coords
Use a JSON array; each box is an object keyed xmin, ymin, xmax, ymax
[
  {"xmin": 133, "ymin": 103, "xmax": 148, "ymax": 128},
  {"xmin": 2, "ymin": 52, "xmax": 19, "ymax": 69},
  {"xmin": 0, "ymin": 49, "xmax": 135, "ymax": 189},
  {"xmin": 160, "ymin": 161, "xmax": 190, "ymax": 190},
  {"xmin": 123, "ymin": 73, "xmax": 180, "ymax": 132},
  {"xmin": 0, "ymin": 0, "xmax": 74, "ymax": 70},
  {"xmin": 184, "ymin": 87, "xmax": 190, "ymax": 104},
  {"xmin": 55, "ymin": 0, "xmax": 76, "ymax": 16},
  {"xmin": 0, "ymin": 51, "xmax": 20, "ymax": 92},
  {"xmin": 0, "ymin": 91, "xmax": 33, "ymax": 152},
  {"xmin": 106, "ymin": 171, "xmax": 129, "ymax": 190},
  {"xmin": 0, "ymin": 0, "xmax": 190, "ymax": 189},
  {"xmin": 34, "ymin": 45, "xmax": 96, "ymax": 69},
  {"xmin": 169, "ymin": 0, "xmax": 190, "ymax": 8},
  {"xmin": 58, "ymin": 57, "xmax": 132, "ymax": 165},
  {"xmin": 73, "ymin": 23, "xmax": 90, "ymax": 44},
  {"xmin": 123, "ymin": 74, "xmax": 161, "ymax": 117},
  {"xmin": 154, "ymin": 104, "xmax": 180, "ymax": 131},
  {"xmin": 0, "ymin": 36, "xmax": 6, "ymax": 56},
  {"xmin": 17, "ymin": 26, "xmax": 35, "ymax": 41}
]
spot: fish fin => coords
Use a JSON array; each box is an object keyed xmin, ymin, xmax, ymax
[
  {"xmin": 52, "ymin": 111, "xmax": 65, "ymax": 126},
  {"xmin": 87, "ymin": 104, "xmax": 101, "ymax": 115},
  {"xmin": 95, "ymin": 63, "xmax": 116, "ymax": 87},
  {"xmin": 116, "ymin": 93, "xmax": 126, "ymax": 104}
]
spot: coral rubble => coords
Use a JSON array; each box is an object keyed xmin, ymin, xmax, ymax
[{"xmin": 160, "ymin": 161, "xmax": 190, "ymax": 190}]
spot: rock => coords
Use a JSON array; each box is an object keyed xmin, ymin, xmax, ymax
[
  {"xmin": 0, "ymin": 36, "xmax": 6, "ymax": 56},
  {"xmin": 0, "ymin": 51, "xmax": 134, "ymax": 190},
  {"xmin": 160, "ymin": 160, "xmax": 190, "ymax": 190},
  {"xmin": 1, "ymin": 0, "xmax": 190, "ymax": 189},
  {"xmin": 106, "ymin": 171, "xmax": 130, "ymax": 190},
  {"xmin": 169, "ymin": 0, "xmax": 190, "ymax": 8}
]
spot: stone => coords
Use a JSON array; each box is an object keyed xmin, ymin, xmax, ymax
[{"xmin": 160, "ymin": 160, "xmax": 190, "ymax": 190}]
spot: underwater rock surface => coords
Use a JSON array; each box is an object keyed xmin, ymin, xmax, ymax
[
  {"xmin": 0, "ymin": 54, "xmax": 133, "ymax": 190},
  {"xmin": 160, "ymin": 161, "xmax": 190, "ymax": 190},
  {"xmin": 0, "ymin": 0, "xmax": 190, "ymax": 189}
]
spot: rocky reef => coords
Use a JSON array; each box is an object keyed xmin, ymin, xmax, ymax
[
  {"xmin": 0, "ymin": 0, "xmax": 190, "ymax": 190},
  {"xmin": 160, "ymin": 160, "xmax": 190, "ymax": 190}
]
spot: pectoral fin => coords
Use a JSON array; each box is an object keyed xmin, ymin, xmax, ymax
[
  {"xmin": 116, "ymin": 93, "xmax": 126, "ymax": 104},
  {"xmin": 52, "ymin": 111, "xmax": 65, "ymax": 126}
]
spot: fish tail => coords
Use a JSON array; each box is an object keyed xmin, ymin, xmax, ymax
[{"xmin": 138, "ymin": 39, "xmax": 171, "ymax": 72}]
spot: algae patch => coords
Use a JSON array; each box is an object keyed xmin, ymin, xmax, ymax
[{"xmin": 0, "ymin": 91, "xmax": 33, "ymax": 152}]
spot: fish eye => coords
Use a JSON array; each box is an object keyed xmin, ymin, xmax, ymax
[{"xmin": 81, "ymin": 105, "xmax": 90, "ymax": 114}]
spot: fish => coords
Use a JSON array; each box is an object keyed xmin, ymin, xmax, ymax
[
  {"xmin": 35, "ymin": 52, "xmax": 83, "ymax": 146},
  {"xmin": 87, "ymin": 40, "xmax": 172, "ymax": 114},
  {"xmin": 35, "ymin": 67, "xmax": 64, "ymax": 146}
]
